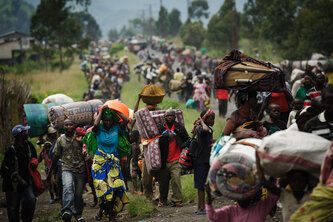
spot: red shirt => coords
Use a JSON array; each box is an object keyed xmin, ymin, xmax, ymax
[
  {"xmin": 216, "ymin": 89, "xmax": 229, "ymax": 100},
  {"xmin": 166, "ymin": 123, "xmax": 181, "ymax": 162},
  {"xmin": 270, "ymin": 92, "xmax": 289, "ymax": 112}
]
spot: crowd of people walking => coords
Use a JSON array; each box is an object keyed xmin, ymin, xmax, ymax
[{"xmin": 1, "ymin": 39, "xmax": 333, "ymax": 222}]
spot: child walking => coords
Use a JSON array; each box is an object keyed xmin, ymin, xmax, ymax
[{"xmin": 192, "ymin": 109, "xmax": 215, "ymax": 215}]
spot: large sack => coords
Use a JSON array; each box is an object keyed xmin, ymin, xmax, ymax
[
  {"xmin": 207, "ymin": 138, "xmax": 262, "ymax": 201},
  {"xmin": 49, "ymin": 99, "xmax": 102, "ymax": 129},
  {"xmin": 258, "ymin": 130, "xmax": 331, "ymax": 178},
  {"xmin": 140, "ymin": 83, "xmax": 165, "ymax": 105},
  {"xmin": 150, "ymin": 109, "xmax": 184, "ymax": 126},
  {"xmin": 42, "ymin": 94, "xmax": 74, "ymax": 104},
  {"xmin": 23, "ymin": 103, "xmax": 68, "ymax": 138},
  {"xmin": 209, "ymin": 135, "xmax": 236, "ymax": 165},
  {"xmin": 214, "ymin": 49, "xmax": 285, "ymax": 92},
  {"xmin": 290, "ymin": 68, "xmax": 305, "ymax": 84},
  {"xmin": 169, "ymin": 79, "xmax": 182, "ymax": 92}
]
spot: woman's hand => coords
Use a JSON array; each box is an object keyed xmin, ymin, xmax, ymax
[{"xmin": 102, "ymin": 104, "xmax": 109, "ymax": 111}]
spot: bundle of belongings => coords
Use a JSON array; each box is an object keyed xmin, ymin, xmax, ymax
[
  {"xmin": 49, "ymin": 99, "xmax": 102, "ymax": 129},
  {"xmin": 214, "ymin": 49, "xmax": 285, "ymax": 92},
  {"xmin": 135, "ymin": 107, "xmax": 184, "ymax": 174},
  {"xmin": 289, "ymin": 141, "xmax": 333, "ymax": 222},
  {"xmin": 207, "ymin": 138, "xmax": 262, "ymax": 201},
  {"xmin": 140, "ymin": 83, "xmax": 165, "ymax": 105},
  {"xmin": 257, "ymin": 130, "xmax": 330, "ymax": 178}
]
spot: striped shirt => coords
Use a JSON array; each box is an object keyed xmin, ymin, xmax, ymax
[
  {"xmin": 304, "ymin": 87, "xmax": 321, "ymax": 107},
  {"xmin": 304, "ymin": 112, "xmax": 333, "ymax": 140}
]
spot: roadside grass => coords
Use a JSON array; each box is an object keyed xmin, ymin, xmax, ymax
[
  {"xmin": 34, "ymin": 211, "xmax": 62, "ymax": 222},
  {"xmin": 125, "ymin": 194, "xmax": 157, "ymax": 218},
  {"xmin": 181, "ymin": 174, "xmax": 196, "ymax": 203},
  {"xmin": 11, "ymin": 58, "xmax": 87, "ymax": 102}
]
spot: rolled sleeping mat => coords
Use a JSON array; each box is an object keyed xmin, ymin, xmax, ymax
[{"xmin": 49, "ymin": 99, "xmax": 103, "ymax": 129}]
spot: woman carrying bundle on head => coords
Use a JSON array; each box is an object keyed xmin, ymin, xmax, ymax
[
  {"xmin": 91, "ymin": 104, "xmax": 129, "ymax": 221},
  {"xmin": 223, "ymin": 90, "xmax": 266, "ymax": 140}
]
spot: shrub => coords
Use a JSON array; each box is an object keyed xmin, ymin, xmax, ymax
[{"xmin": 109, "ymin": 43, "xmax": 125, "ymax": 55}]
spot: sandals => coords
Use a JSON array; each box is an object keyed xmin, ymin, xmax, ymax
[
  {"xmin": 195, "ymin": 209, "xmax": 206, "ymax": 215},
  {"xmin": 171, "ymin": 202, "xmax": 183, "ymax": 207}
]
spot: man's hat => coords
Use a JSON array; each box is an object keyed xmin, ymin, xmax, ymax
[{"xmin": 12, "ymin": 125, "xmax": 30, "ymax": 137}]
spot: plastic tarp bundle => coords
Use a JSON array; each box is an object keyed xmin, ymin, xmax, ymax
[
  {"xmin": 209, "ymin": 135, "xmax": 236, "ymax": 165},
  {"xmin": 150, "ymin": 109, "xmax": 184, "ymax": 126},
  {"xmin": 24, "ymin": 103, "xmax": 66, "ymax": 138},
  {"xmin": 214, "ymin": 49, "xmax": 285, "ymax": 92},
  {"xmin": 42, "ymin": 93, "xmax": 74, "ymax": 104},
  {"xmin": 49, "ymin": 99, "xmax": 103, "ymax": 129},
  {"xmin": 135, "ymin": 107, "xmax": 161, "ymax": 174},
  {"xmin": 207, "ymin": 138, "xmax": 262, "ymax": 201},
  {"xmin": 257, "ymin": 130, "xmax": 331, "ymax": 178}
]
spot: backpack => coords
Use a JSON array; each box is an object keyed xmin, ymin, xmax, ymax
[{"xmin": 178, "ymin": 136, "xmax": 198, "ymax": 170}]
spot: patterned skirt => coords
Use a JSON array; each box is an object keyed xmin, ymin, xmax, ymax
[{"xmin": 92, "ymin": 149, "xmax": 129, "ymax": 213}]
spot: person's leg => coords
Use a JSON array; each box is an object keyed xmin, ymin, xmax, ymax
[
  {"xmin": 21, "ymin": 185, "xmax": 36, "ymax": 222},
  {"xmin": 73, "ymin": 172, "xmax": 85, "ymax": 218},
  {"xmin": 157, "ymin": 167, "xmax": 170, "ymax": 204},
  {"xmin": 57, "ymin": 164, "xmax": 63, "ymax": 204},
  {"xmin": 142, "ymin": 159, "xmax": 153, "ymax": 200},
  {"xmin": 61, "ymin": 170, "xmax": 74, "ymax": 217},
  {"xmin": 197, "ymin": 189, "xmax": 205, "ymax": 212},
  {"xmin": 218, "ymin": 99, "xmax": 223, "ymax": 117},
  {"xmin": 5, "ymin": 191, "xmax": 20, "ymax": 222},
  {"xmin": 89, "ymin": 181, "xmax": 98, "ymax": 206},
  {"xmin": 222, "ymin": 99, "xmax": 228, "ymax": 118},
  {"xmin": 168, "ymin": 160, "xmax": 182, "ymax": 204}
]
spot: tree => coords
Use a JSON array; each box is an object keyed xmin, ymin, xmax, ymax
[
  {"xmin": 108, "ymin": 29, "xmax": 119, "ymax": 42},
  {"xmin": 119, "ymin": 25, "xmax": 135, "ymax": 38},
  {"xmin": 30, "ymin": 0, "xmax": 89, "ymax": 71},
  {"xmin": 0, "ymin": 0, "xmax": 34, "ymax": 34},
  {"xmin": 155, "ymin": 6, "xmax": 168, "ymax": 37},
  {"xmin": 283, "ymin": 0, "xmax": 333, "ymax": 59},
  {"xmin": 189, "ymin": 0, "xmax": 209, "ymax": 21},
  {"xmin": 167, "ymin": 9, "xmax": 182, "ymax": 36},
  {"xmin": 180, "ymin": 20, "xmax": 205, "ymax": 49},
  {"xmin": 73, "ymin": 11, "xmax": 102, "ymax": 41},
  {"xmin": 206, "ymin": 0, "xmax": 238, "ymax": 51}
]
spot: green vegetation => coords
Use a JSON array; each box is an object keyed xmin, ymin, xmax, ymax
[
  {"xmin": 0, "ymin": 0, "xmax": 34, "ymax": 34},
  {"xmin": 177, "ymin": 0, "xmax": 333, "ymax": 60},
  {"xmin": 181, "ymin": 174, "xmax": 196, "ymax": 203},
  {"xmin": 15, "ymin": 59, "xmax": 88, "ymax": 102},
  {"xmin": 30, "ymin": 0, "xmax": 91, "ymax": 71},
  {"xmin": 125, "ymin": 194, "xmax": 156, "ymax": 218},
  {"xmin": 109, "ymin": 43, "xmax": 126, "ymax": 55}
]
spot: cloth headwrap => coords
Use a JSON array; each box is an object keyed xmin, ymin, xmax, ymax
[
  {"xmin": 102, "ymin": 109, "xmax": 120, "ymax": 123},
  {"xmin": 191, "ymin": 109, "xmax": 215, "ymax": 134}
]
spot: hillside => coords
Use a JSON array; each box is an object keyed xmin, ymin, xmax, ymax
[{"xmin": 0, "ymin": 0, "xmax": 35, "ymax": 35}]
